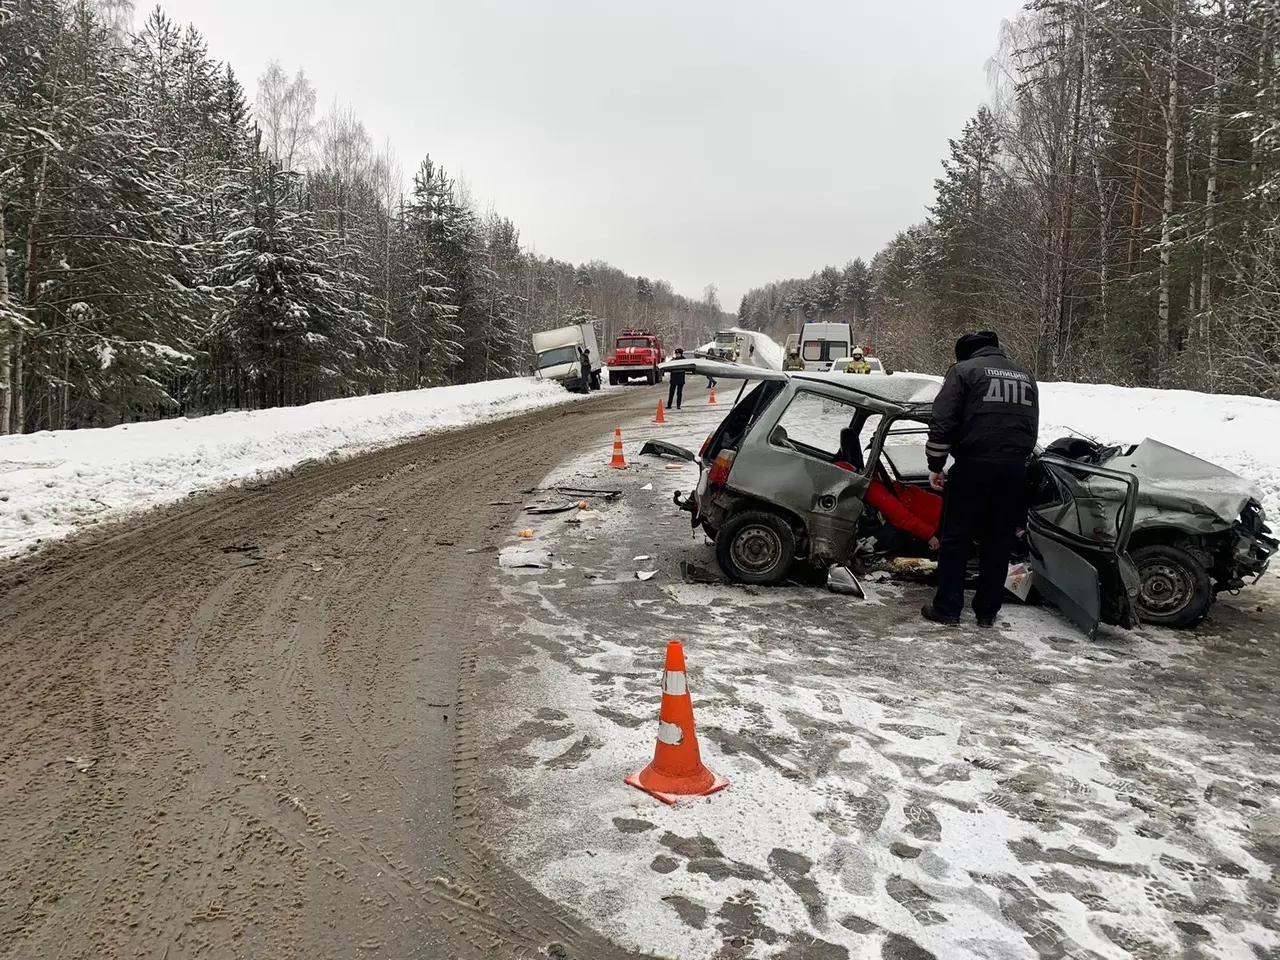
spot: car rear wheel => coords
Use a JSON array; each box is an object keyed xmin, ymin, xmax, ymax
[
  {"xmin": 716, "ymin": 510, "xmax": 796, "ymax": 586},
  {"xmin": 1132, "ymin": 544, "xmax": 1212, "ymax": 629},
  {"xmin": 608, "ymin": 372, "xmax": 618, "ymax": 386}
]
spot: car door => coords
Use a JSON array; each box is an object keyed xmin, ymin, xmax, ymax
[
  {"xmin": 1026, "ymin": 455, "xmax": 1141, "ymax": 639},
  {"xmin": 744, "ymin": 386, "xmax": 873, "ymax": 563}
]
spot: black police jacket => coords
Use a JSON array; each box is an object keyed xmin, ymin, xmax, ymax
[{"xmin": 926, "ymin": 345, "xmax": 1039, "ymax": 471}]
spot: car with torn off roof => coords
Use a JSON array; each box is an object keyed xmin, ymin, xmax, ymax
[{"xmin": 660, "ymin": 358, "xmax": 1276, "ymax": 637}]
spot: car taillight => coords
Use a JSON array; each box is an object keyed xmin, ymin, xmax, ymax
[{"xmin": 708, "ymin": 449, "xmax": 736, "ymax": 487}]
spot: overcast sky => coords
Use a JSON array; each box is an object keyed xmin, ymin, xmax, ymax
[{"xmin": 151, "ymin": 0, "xmax": 1023, "ymax": 306}]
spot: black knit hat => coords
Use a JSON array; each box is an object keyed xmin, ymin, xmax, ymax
[{"xmin": 955, "ymin": 331, "xmax": 999, "ymax": 362}]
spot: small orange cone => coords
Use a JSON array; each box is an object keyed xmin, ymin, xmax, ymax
[
  {"xmin": 608, "ymin": 428, "xmax": 627, "ymax": 469},
  {"xmin": 625, "ymin": 640, "xmax": 728, "ymax": 805},
  {"xmin": 653, "ymin": 400, "xmax": 667, "ymax": 424},
  {"xmin": 708, "ymin": 388, "xmax": 717, "ymax": 405}
]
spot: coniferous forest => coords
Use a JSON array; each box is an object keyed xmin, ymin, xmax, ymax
[
  {"xmin": 739, "ymin": 0, "xmax": 1280, "ymax": 397},
  {"xmin": 0, "ymin": 0, "xmax": 729, "ymax": 434}
]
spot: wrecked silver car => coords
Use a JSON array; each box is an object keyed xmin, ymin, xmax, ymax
[
  {"xmin": 1039, "ymin": 436, "xmax": 1276, "ymax": 627},
  {"xmin": 664, "ymin": 359, "xmax": 1276, "ymax": 636}
]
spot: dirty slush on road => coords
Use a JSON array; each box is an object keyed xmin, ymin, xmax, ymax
[{"xmin": 0, "ymin": 388, "xmax": 664, "ymax": 960}]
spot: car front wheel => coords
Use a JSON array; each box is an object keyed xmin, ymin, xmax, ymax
[
  {"xmin": 716, "ymin": 510, "xmax": 796, "ymax": 586},
  {"xmin": 1132, "ymin": 543, "xmax": 1212, "ymax": 629}
]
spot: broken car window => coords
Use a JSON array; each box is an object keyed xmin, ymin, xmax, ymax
[{"xmin": 772, "ymin": 391, "xmax": 861, "ymax": 459}]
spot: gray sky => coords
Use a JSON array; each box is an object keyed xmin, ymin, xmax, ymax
[{"xmin": 153, "ymin": 0, "xmax": 1023, "ymax": 306}]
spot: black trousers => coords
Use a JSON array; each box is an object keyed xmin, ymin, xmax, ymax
[
  {"xmin": 667, "ymin": 380, "xmax": 684, "ymax": 409},
  {"xmin": 932, "ymin": 460, "xmax": 1027, "ymax": 620}
]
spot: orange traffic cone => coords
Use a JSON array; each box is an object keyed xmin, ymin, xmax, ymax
[
  {"xmin": 608, "ymin": 428, "xmax": 627, "ymax": 469},
  {"xmin": 654, "ymin": 400, "xmax": 667, "ymax": 424},
  {"xmin": 625, "ymin": 640, "xmax": 728, "ymax": 805},
  {"xmin": 708, "ymin": 388, "xmax": 717, "ymax": 405}
]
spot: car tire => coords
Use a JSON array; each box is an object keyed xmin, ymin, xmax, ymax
[
  {"xmin": 1132, "ymin": 543, "xmax": 1212, "ymax": 629},
  {"xmin": 646, "ymin": 370, "xmax": 656, "ymax": 386},
  {"xmin": 608, "ymin": 372, "xmax": 617, "ymax": 386},
  {"xmin": 716, "ymin": 510, "xmax": 796, "ymax": 586}
]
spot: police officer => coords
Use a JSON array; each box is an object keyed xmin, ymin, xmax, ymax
[
  {"xmin": 667, "ymin": 348, "xmax": 687, "ymax": 410},
  {"xmin": 922, "ymin": 331, "xmax": 1039, "ymax": 627}
]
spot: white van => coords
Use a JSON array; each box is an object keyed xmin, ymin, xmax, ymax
[{"xmin": 798, "ymin": 321, "xmax": 853, "ymax": 371}]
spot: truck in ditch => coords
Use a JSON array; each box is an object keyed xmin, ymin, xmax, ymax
[
  {"xmin": 606, "ymin": 329, "xmax": 666, "ymax": 385},
  {"xmin": 532, "ymin": 320, "xmax": 602, "ymax": 393}
]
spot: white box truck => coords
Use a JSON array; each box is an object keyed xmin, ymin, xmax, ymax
[{"xmin": 532, "ymin": 320, "xmax": 603, "ymax": 393}]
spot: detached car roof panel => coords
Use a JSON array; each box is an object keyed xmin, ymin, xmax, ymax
[
  {"xmin": 793, "ymin": 372, "xmax": 942, "ymax": 406},
  {"xmin": 661, "ymin": 360, "xmax": 942, "ymax": 409}
]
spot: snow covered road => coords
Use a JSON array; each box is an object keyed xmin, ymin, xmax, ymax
[{"xmin": 471, "ymin": 381, "xmax": 1280, "ymax": 960}]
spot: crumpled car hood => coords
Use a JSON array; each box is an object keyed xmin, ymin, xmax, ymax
[{"xmin": 1101, "ymin": 438, "xmax": 1264, "ymax": 530}]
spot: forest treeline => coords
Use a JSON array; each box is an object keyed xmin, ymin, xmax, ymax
[
  {"xmin": 0, "ymin": 0, "xmax": 727, "ymax": 434},
  {"xmin": 739, "ymin": 0, "xmax": 1280, "ymax": 397}
]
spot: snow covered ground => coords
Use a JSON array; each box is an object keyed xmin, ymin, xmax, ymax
[
  {"xmin": 470, "ymin": 379, "xmax": 1280, "ymax": 960},
  {"xmin": 0, "ymin": 377, "xmax": 586, "ymax": 558}
]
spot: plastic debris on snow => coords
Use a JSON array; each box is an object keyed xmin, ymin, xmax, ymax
[
  {"xmin": 498, "ymin": 546, "xmax": 551, "ymax": 569},
  {"xmin": 635, "ymin": 570, "xmax": 657, "ymax": 581},
  {"xmin": 640, "ymin": 483, "xmax": 654, "ymax": 491}
]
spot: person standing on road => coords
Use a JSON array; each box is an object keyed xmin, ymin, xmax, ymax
[
  {"xmin": 668, "ymin": 348, "xmax": 686, "ymax": 410},
  {"xmin": 922, "ymin": 331, "xmax": 1039, "ymax": 628}
]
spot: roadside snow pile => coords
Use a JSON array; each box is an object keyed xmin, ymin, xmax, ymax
[
  {"xmin": 1040, "ymin": 381, "xmax": 1280, "ymax": 516},
  {"xmin": 0, "ymin": 377, "xmax": 583, "ymax": 557},
  {"xmin": 730, "ymin": 327, "xmax": 785, "ymax": 371}
]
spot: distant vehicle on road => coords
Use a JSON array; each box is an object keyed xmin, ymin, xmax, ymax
[
  {"xmin": 798, "ymin": 321, "xmax": 853, "ymax": 371},
  {"xmin": 712, "ymin": 331, "xmax": 742, "ymax": 362},
  {"xmin": 607, "ymin": 329, "xmax": 666, "ymax": 385},
  {"xmin": 532, "ymin": 320, "xmax": 602, "ymax": 393}
]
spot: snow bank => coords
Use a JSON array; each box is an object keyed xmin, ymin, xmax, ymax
[
  {"xmin": 0, "ymin": 377, "xmax": 584, "ymax": 557},
  {"xmin": 1040, "ymin": 381, "xmax": 1280, "ymax": 516},
  {"xmin": 728, "ymin": 327, "xmax": 784, "ymax": 371}
]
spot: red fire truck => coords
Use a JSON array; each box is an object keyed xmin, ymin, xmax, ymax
[{"xmin": 606, "ymin": 329, "xmax": 667, "ymax": 386}]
